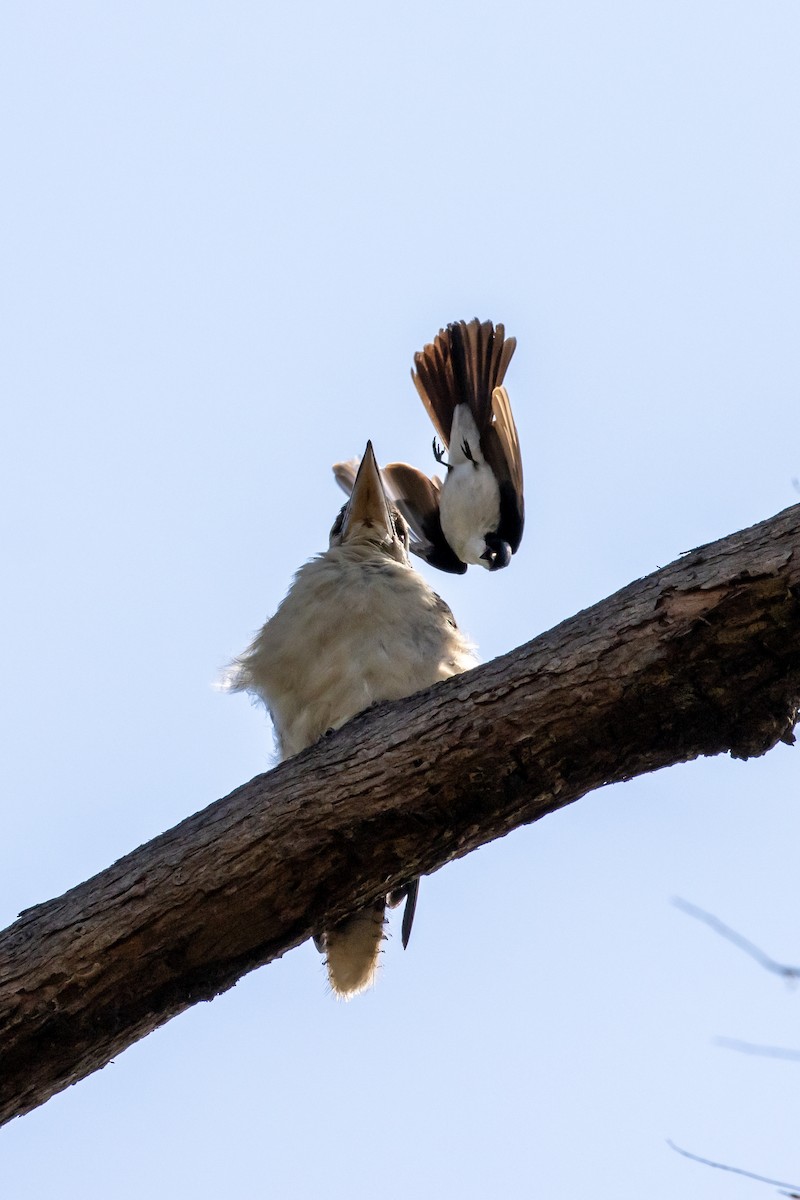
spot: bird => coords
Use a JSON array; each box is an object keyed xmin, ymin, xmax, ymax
[
  {"xmin": 226, "ymin": 441, "xmax": 477, "ymax": 998},
  {"xmin": 334, "ymin": 319, "xmax": 524, "ymax": 574}
]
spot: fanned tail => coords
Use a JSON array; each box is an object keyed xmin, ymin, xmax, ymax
[{"xmin": 411, "ymin": 319, "xmax": 517, "ymax": 447}]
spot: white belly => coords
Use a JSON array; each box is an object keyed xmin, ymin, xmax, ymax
[
  {"xmin": 238, "ymin": 550, "xmax": 477, "ymax": 758},
  {"xmin": 439, "ymin": 404, "xmax": 500, "ymax": 564},
  {"xmin": 440, "ymin": 462, "xmax": 500, "ymax": 564}
]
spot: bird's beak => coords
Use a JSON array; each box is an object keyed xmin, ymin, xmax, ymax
[
  {"xmin": 340, "ymin": 441, "xmax": 394, "ymax": 546},
  {"xmin": 480, "ymin": 537, "xmax": 512, "ymax": 571}
]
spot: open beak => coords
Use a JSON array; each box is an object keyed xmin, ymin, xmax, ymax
[{"xmin": 340, "ymin": 441, "xmax": 394, "ymax": 545}]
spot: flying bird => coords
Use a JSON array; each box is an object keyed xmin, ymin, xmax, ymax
[
  {"xmin": 335, "ymin": 319, "xmax": 524, "ymax": 574},
  {"xmin": 227, "ymin": 442, "xmax": 476, "ymax": 998}
]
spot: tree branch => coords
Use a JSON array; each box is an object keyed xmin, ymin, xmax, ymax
[
  {"xmin": 674, "ymin": 897, "xmax": 800, "ymax": 980},
  {"xmin": 667, "ymin": 1140, "xmax": 800, "ymax": 1193},
  {"xmin": 2, "ymin": 504, "xmax": 800, "ymax": 1124},
  {"xmin": 716, "ymin": 1038, "xmax": 800, "ymax": 1060}
]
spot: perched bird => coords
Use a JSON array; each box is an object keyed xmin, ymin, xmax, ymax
[
  {"xmin": 335, "ymin": 319, "xmax": 524, "ymax": 574},
  {"xmin": 227, "ymin": 442, "xmax": 476, "ymax": 998}
]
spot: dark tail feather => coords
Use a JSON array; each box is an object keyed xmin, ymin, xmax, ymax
[
  {"xmin": 412, "ymin": 319, "xmax": 516, "ymax": 447},
  {"xmin": 388, "ymin": 878, "xmax": 420, "ymax": 948}
]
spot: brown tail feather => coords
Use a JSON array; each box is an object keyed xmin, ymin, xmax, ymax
[{"xmin": 411, "ymin": 319, "xmax": 516, "ymax": 447}]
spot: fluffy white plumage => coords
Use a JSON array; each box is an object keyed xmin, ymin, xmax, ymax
[
  {"xmin": 231, "ymin": 539, "xmax": 475, "ymax": 759},
  {"xmin": 227, "ymin": 444, "xmax": 476, "ymax": 997}
]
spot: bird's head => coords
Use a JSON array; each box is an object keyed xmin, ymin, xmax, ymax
[
  {"xmin": 479, "ymin": 532, "xmax": 513, "ymax": 571},
  {"xmin": 329, "ymin": 441, "xmax": 410, "ymax": 564}
]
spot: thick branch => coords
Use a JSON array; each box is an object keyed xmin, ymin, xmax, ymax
[{"xmin": 2, "ymin": 504, "xmax": 800, "ymax": 1124}]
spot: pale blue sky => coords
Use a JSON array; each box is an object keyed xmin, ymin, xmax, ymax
[{"xmin": 2, "ymin": 4, "xmax": 799, "ymax": 1198}]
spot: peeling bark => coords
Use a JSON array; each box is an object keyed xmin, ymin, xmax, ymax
[{"xmin": 1, "ymin": 503, "xmax": 799, "ymax": 1125}]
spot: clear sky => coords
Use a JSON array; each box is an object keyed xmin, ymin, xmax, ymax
[{"xmin": 2, "ymin": 3, "xmax": 799, "ymax": 1197}]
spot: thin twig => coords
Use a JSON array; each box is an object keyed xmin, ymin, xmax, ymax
[
  {"xmin": 673, "ymin": 898, "xmax": 800, "ymax": 981},
  {"xmin": 716, "ymin": 1037, "xmax": 800, "ymax": 1061},
  {"xmin": 668, "ymin": 1141, "xmax": 800, "ymax": 1192}
]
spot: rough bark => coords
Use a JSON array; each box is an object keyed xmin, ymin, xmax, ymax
[{"xmin": 2, "ymin": 504, "xmax": 799, "ymax": 1125}]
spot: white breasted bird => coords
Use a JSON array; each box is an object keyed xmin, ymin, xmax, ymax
[
  {"xmin": 227, "ymin": 442, "xmax": 476, "ymax": 998},
  {"xmin": 336, "ymin": 320, "xmax": 524, "ymax": 575}
]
